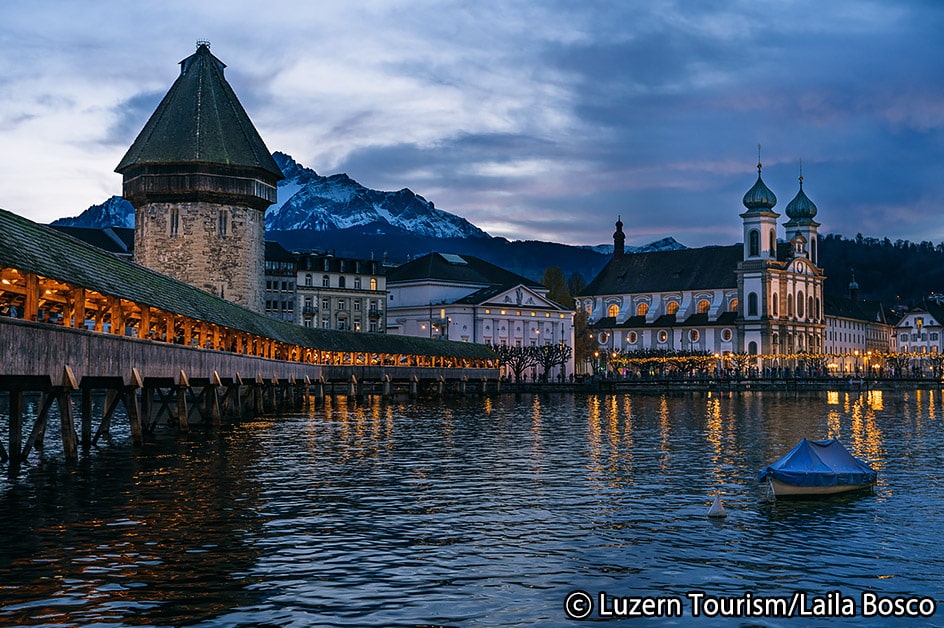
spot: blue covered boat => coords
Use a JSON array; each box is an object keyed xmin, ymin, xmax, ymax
[{"xmin": 757, "ymin": 439, "xmax": 877, "ymax": 497}]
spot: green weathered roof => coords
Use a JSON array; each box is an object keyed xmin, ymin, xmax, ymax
[
  {"xmin": 115, "ymin": 43, "xmax": 283, "ymax": 180},
  {"xmin": 0, "ymin": 207, "xmax": 492, "ymax": 359}
]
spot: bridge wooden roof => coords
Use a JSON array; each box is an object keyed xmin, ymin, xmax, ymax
[{"xmin": 0, "ymin": 207, "xmax": 493, "ymax": 359}]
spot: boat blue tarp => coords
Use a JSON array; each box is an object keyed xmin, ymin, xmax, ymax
[{"xmin": 757, "ymin": 439, "xmax": 877, "ymax": 488}]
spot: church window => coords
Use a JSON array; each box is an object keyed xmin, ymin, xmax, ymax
[
  {"xmin": 169, "ymin": 208, "xmax": 179, "ymax": 237},
  {"xmin": 689, "ymin": 329, "xmax": 699, "ymax": 342},
  {"xmin": 772, "ymin": 293, "xmax": 779, "ymax": 316},
  {"xmin": 658, "ymin": 330, "xmax": 668, "ymax": 343},
  {"xmin": 636, "ymin": 303, "xmax": 649, "ymax": 317},
  {"xmin": 787, "ymin": 297, "xmax": 794, "ymax": 317},
  {"xmin": 749, "ymin": 229, "xmax": 760, "ymax": 257},
  {"xmin": 721, "ymin": 329, "xmax": 733, "ymax": 342},
  {"xmin": 697, "ymin": 300, "xmax": 710, "ymax": 314},
  {"xmin": 811, "ymin": 237, "xmax": 817, "ymax": 263},
  {"xmin": 627, "ymin": 332, "xmax": 638, "ymax": 344},
  {"xmin": 748, "ymin": 341, "xmax": 758, "ymax": 354},
  {"xmin": 797, "ymin": 291, "xmax": 805, "ymax": 318},
  {"xmin": 607, "ymin": 304, "xmax": 620, "ymax": 318},
  {"xmin": 666, "ymin": 301, "xmax": 679, "ymax": 316},
  {"xmin": 769, "ymin": 229, "xmax": 776, "ymax": 255},
  {"xmin": 748, "ymin": 292, "xmax": 758, "ymax": 317}
]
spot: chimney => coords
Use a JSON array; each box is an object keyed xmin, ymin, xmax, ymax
[{"xmin": 613, "ymin": 216, "xmax": 625, "ymax": 259}]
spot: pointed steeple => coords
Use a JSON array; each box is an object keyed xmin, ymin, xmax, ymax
[
  {"xmin": 613, "ymin": 215, "xmax": 625, "ymax": 259},
  {"xmin": 116, "ymin": 41, "xmax": 283, "ymax": 209}
]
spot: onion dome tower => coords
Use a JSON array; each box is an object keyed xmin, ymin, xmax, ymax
[
  {"xmin": 783, "ymin": 163, "xmax": 820, "ymax": 265},
  {"xmin": 116, "ymin": 42, "xmax": 284, "ymax": 313},
  {"xmin": 740, "ymin": 149, "xmax": 779, "ymax": 262}
]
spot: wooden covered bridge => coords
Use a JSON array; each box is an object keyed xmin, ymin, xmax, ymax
[{"xmin": 0, "ymin": 207, "xmax": 499, "ymax": 473}]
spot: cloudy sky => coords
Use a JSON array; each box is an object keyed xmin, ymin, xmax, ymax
[{"xmin": 0, "ymin": 1, "xmax": 942, "ymax": 248}]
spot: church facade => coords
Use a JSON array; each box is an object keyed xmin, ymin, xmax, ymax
[{"xmin": 578, "ymin": 163, "xmax": 826, "ymax": 367}]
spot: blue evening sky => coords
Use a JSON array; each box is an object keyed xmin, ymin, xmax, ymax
[{"xmin": 0, "ymin": 1, "xmax": 941, "ymax": 248}]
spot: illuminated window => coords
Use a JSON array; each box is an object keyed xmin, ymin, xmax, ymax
[
  {"xmin": 627, "ymin": 332, "xmax": 638, "ymax": 344},
  {"xmin": 689, "ymin": 329, "xmax": 699, "ymax": 342},
  {"xmin": 666, "ymin": 301, "xmax": 679, "ymax": 316},
  {"xmin": 721, "ymin": 329, "xmax": 733, "ymax": 342},
  {"xmin": 697, "ymin": 300, "xmax": 710, "ymax": 314},
  {"xmin": 370, "ymin": 278, "xmax": 378, "ymax": 290},
  {"xmin": 607, "ymin": 304, "xmax": 620, "ymax": 318},
  {"xmin": 658, "ymin": 330, "xmax": 668, "ymax": 343},
  {"xmin": 729, "ymin": 298, "xmax": 738, "ymax": 313},
  {"xmin": 636, "ymin": 303, "xmax": 649, "ymax": 316}
]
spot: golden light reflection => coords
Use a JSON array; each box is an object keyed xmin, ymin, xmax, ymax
[{"xmin": 827, "ymin": 391, "xmax": 840, "ymax": 405}]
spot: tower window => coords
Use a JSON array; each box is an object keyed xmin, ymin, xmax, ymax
[
  {"xmin": 748, "ymin": 292, "xmax": 758, "ymax": 316},
  {"xmin": 749, "ymin": 229, "xmax": 760, "ymax": 257},
  {"xmin": 218, "ymin": 209, "xmax": 228, "ymax": 237},
  {"xmin": 169, "ymin": 208, "xmax": 179, "ymax": 237}
]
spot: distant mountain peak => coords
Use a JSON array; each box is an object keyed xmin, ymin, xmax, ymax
[
  {"xmin": 266, "ymin": 153, "xmax": 489, "ymax": 239},
  {"xmin": 583, "ymin": 236, "xmax": 687, "ymax": 255},
  {"xmin": 50, "ymin": 196, "xmax": 135, "ymax": 229}
]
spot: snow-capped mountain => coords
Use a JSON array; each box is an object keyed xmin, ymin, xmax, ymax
[
  {"xmin": 584, "ymin": 237, "xmax": 687, "ymax": 255},
  {"xmin": 266, "ymin": 152, "xmax": 488, "ymax": 238},
  {"xmin": 51, "ymin": 196, "xmax": 135, "ymax": 229},
  {"xmin": 51, "ymin": 153, "xmax": 489, "ymax": 240}
]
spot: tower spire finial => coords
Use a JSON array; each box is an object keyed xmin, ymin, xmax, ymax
[
  {"xmin": 798, "ymin": 158, "xmax": 803, "ymax": 186},
  {"xmin": 757, "ymin": 143, "xmax": 762, "ymax": 173}
]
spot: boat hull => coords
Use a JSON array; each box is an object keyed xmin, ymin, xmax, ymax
[{"xmin": 768, "ymin": 478, "xmax": 873, "ymax": 497}]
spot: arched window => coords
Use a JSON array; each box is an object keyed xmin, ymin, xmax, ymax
[
  {"xmin": 666, "ymin": 301, "xmax": 679, "ymax": 316},
  {"xmin": 697, "ymin": 300, "xmax": 710, "ymax": 314},
  {"xmin": 748, "ymin": 292, "xmax": 758, "ymax": 316},
  {"xmin": 811, "ymin": 237, "xmax": 817, "ymax": 263},
  {"xmin": 749, "ymin": 229, "xmax": 760, "ymax": 257},
  {"xmin": 787, "ymin": 297, "xmax": 794, "ymax": 317},
  {"xmin": 772, "ymin": 293, "xmax": 779, "ymax": 316},
  {"xmin": 370, "ymin": 278, "xmax": 378, "ymax": 291},
  {"xmin": 769, "ymin": 229, "xmax": 776, "ymax": 255},
  {"xmin": 748, "ymin": 341, "xmax": 758, "ymax": 355},
  {"xmin": 797, "ymin": 291, "xmax": 805, "ymax": 318},
  {"xmin": 322, "ymin": 275, "xmax": 330, "ymax": 287},
  {"xmin": 636, "ymin": 302, "xmax": 649, "ymax": 317},
  {"xmin": 305, "ymin": 274, "xmax": 313, "ymax": 287},
  {"xmin": 338, "ymin": 276, "xmax": 346, "ymax": 288},
  {"xmin": 809, "ymin": 296, "xmax": 815, "ymax": 320},
  {"xmin": 815, "ymin": 297, "xmax": 820, "ymax": 319},
  {"xmin": 729, "ymin": 298, "xmax": 738, "ymax": 313},
  {"xmin": 607, "ymin": 304, "xmax": 620, "ymax": 319}
]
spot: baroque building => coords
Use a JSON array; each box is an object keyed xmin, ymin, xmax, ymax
[
  {"xmin": 578, "ymin": 162, "xmax": 826, "ymax": 368},
  {"xmin": 296, "ymin": 253, "xmax": 387, "ymax": 332},
  {"xmin": 116, "ymin": 42, "xmax": 283, "ymax": 314}
]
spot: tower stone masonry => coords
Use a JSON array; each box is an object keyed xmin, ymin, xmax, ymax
[{"xmin": 116, "ymin": 42, "xmax": 283, "ymax": 313}]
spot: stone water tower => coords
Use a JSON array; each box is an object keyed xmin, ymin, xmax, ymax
[{"xmin": 116, "ymin": 42, "xmax": 283, "ymax": 313}]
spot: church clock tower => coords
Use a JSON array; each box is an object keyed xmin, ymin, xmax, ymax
[{"xmin": 116, "ymin": 42, "xmax": 283, "ymax": 313}]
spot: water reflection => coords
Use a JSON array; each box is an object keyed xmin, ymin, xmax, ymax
[{"xmin": 1, "ymin": 390, "xmax": 943, "ymax": 626}]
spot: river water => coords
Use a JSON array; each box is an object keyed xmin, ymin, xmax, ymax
[{"xmin": 1, "ymin": 390, "xmax": 942, "ymax": 627}]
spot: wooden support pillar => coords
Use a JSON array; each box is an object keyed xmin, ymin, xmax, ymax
[
  {"xmin": 382, "ymin": 374, "xmax": 392, "ymax": 398},
  {"xmin": 437, "ymin": 375, "xmax": 445, "ymax": 398},
  {"xmin": 254, "ymin": 374, "xmax": 265, "ymax": 416},
  {"xmin": 126, "ymin": 368, "xmax": 144, "ymax": 446},
  {"xmin": 177, "ymin": 370, "xmax": 190, "ymax": 432},
  {"xmin": 59, "ymin": 367, "xmax": 79, "ymax": 462},
  {"xmin": 315, "ymin": 375, "xmax": 325, "ymax": 403},
  {"xmin": 460, "ymin": 376, "xmax": 468, "ymax": 397},
  {"xmin": 70, "ymin": 286, "xmax": 86, "ymax": 329},
  {"xmin": 138, "ymin": 306, "xmax": 151, "ymax": 339},
  {"xmin": 481, "ymin": 377, "xmax": 488, "ymax": 395},
  {"xmin": 348, "ymin": 375, "xmax": 357, "ymax": 399},
  {"xmin": 208, "ymin": 371, "xmax": 222, "ymax": 426},
  {"xmin": 410, "ymin": 375, "xmax": 419, "ymax": 398},
  {"xmin": 24, "ymin": 273, "xmax": 39, "ymax": 321}
]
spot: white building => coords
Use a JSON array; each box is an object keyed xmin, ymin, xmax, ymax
[
  {"xmin": 386, "ymin": 252, "xmax": 575, "ymax": 379},
  {"xmin": 823, "ymin": 280, "xmax": 894, "ymax": 374}
]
